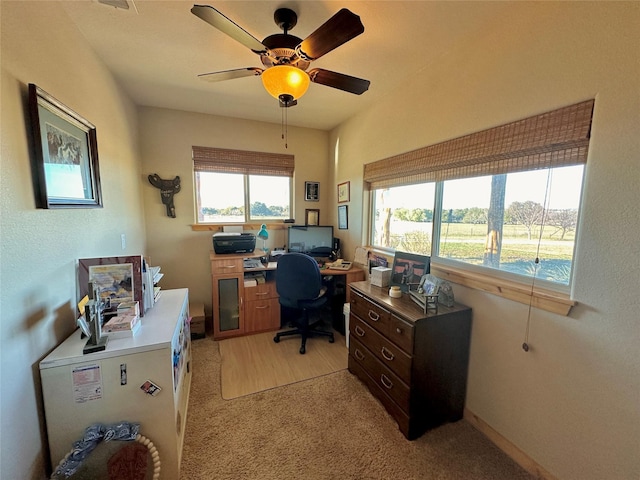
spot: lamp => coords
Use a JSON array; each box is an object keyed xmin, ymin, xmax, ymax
[
  {"xmin": 257, "ymin": 224, "xmax": 269, "ymax": 253},
  {"xmin": 261, "ymin": 65, "xmax": 310, "ymax": 104}
]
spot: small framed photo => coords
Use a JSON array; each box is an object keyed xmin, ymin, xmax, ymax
[
  {"xmin": 337, "ymin": 181, "xmax": 350, "ymax": 203},
  {"xmin": 305, "ymin": 181, "xmax": 319, "ymax": 202},
  {"xmin": 305, "ymin": 208, "xmax": 320, "ymax": 226},
  {"xmin": 338, "ymin": 205, "xmax": 348, "ymax": 230}
]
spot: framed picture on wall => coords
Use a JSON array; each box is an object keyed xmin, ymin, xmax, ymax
[
  {"xmin": 305, "ymin": 209, "xmax": 320, "ymax": 226},
  {"xmin": 338, "ymin": 205, "xmax": 348, "ymax": 229},
  {"xmin": 337, "ymin": 181, "xmax": 350, "ymax": 203},
  {"xmin": 28, "ymin": 84, "xmax": 103, "ymax": 209},
  {"xmin": 305, "ymin": 181, "xmax": 319, "ymax": 201}
]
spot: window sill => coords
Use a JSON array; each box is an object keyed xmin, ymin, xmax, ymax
[
  {"xmin": 430, "ymin": 261, "xmax": 575, "ymax": 316},
  {"xmin": 191, "ymin": 223, "xmax": 290, "ymax": 232}
]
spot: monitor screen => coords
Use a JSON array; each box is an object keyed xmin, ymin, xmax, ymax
[{"xmin": 287, "ymin": 225, "xmax": 334, "ymax": 257}]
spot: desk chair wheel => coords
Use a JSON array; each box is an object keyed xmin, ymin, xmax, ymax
[
  {"xmin": 273, "ymin": 336, "xmax": 280, "ymax": 343},
  {"xmin": 300, "ymin": 345, "xmax": 306, "ymax": 354}
]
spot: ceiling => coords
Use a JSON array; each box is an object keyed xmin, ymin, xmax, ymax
[{"xmin": 60, "ymin": 1, "xmax": 513, "ymax": 131}]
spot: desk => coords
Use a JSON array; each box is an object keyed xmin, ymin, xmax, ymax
[{"xmin": 210, "ymin": 250, "xmax": 365, "ymax": 340}]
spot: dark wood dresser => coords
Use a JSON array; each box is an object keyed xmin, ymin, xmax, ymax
[{"xmin": 348, "ymin": 281, "xmax": 472, "ymax": 440}]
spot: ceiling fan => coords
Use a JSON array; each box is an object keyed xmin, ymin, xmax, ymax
[{"xmin": 191, "ymin": 4, "xmax": 370, "ymax": 107}]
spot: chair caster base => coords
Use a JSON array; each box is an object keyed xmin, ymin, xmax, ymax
[
  {"xmin": 273, "ymin": 336, "xmax": 280, "ymax": 343},
  {"xmin": 299, "ymin": 346, "xmax": 306, "ymax": 354}
]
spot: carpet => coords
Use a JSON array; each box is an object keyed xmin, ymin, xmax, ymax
[
  {"xmin": 218, "ymin": 330, "xmax": 348, "ymax": 399},
  {"xmin": 180, "ymin": 337, "xmax": 534, "ymax": 480}
]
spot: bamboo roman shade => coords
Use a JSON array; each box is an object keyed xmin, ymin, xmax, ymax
[
  {"xmin": 363, "ymin": 99, "xmax": 595, "ymax": 189},
  {"xmin": 193, "ymin": 146, "xmax": 294, "ymax": 177}
]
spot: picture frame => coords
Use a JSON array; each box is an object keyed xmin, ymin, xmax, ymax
[
  {"xmin": 390, "ymin": 251, "xmax": 431, "ymax": 292},
  {"xmin": 338, "ymin": 205, "xmax": 348, "ymax": 229},
  {"xmin": 337, "ymin": 181, "xmax": 350, "ymax": 203},
  {"xmin": 304, "ymin": 181, "xmax": 319, "ymax": 202},
  {"xmin": 305, "ymin": 208, "xmax": 320, "ymax": 226},
  {"xmin": 78, "ymin": 256, "xmax": 146, "ymax": 316},
  {"xmin": 28, "ymin": 84, "xmax": 103, "ymax": 209}
]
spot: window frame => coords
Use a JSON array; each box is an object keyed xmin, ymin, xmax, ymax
[
  {"xmin": 364, "ymin": 100, "xmax": 594, "ymax": 315},
  {"xmin": 192, "ymin": 146, "xmax": 294, "ymax": 225}
]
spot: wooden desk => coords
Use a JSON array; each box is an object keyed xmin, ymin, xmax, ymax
[{"xmin": 210, "ymin": 250, "xmax": 365, "ymax": 340}]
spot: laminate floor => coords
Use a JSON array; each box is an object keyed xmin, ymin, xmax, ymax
[{"xmin": 218, "ymin": 328, "xmax": 348, "ymax": 399}]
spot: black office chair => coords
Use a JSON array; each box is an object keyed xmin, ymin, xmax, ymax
[{"xmin": 274, "ymin": 253, "xmax": 335, "ymax": 354}]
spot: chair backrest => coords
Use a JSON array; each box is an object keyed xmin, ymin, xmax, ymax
[{"xmin": 276, "ymin": 253, "xmax": 323, "ymax": 306}]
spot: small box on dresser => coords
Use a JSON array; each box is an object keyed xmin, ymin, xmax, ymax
[{"xmin": 370, "ymin": 266, "xmax": 392, "ymax": 287}]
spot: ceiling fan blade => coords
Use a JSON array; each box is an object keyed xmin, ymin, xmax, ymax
[
  {"xmin": 191, "ymin": 5, "xmax": 267, "ymax": 54},
  {"xmin": 197, "ymin": 67, "xmax": 263, "ymax": 83},
  {"xmin": 308, "ymin": 69, "xmax": 370, "ymax": 95},
  {"xmin": 296, "ymin": 9, "xmax": 364, "ymax": 61}
]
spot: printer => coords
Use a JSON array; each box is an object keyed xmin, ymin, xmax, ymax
[{"xmin": 213, "ymin": 232, "xmax": 256, "ymax": 254}]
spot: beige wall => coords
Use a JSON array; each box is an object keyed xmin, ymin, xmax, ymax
[
  {"xmin": 138, "ymin": 107, "xmax": 329, "ymax": 315},
  {"xmin": 1, "ymin": 2, "xmax": 146, "ymax": 479},
  {"xmin": 2, "ymin": 2, "xmax": 639, "ymax": 480},
  {"xmin": 330, "ymin": 3, "xmax": 640, "ymax": 480}
]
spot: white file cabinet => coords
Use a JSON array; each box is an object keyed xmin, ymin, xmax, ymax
[{"xmin": 40, "ymin": 288, "xmax": 192, "ymax": 479}]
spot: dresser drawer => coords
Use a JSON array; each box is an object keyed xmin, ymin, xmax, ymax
[
  {"xmin": 243, "ymin": 282, "xmax": 277, "ymax": 301},
  {"xmin": 350, "ymin": 314, "xmax": 412, "ymax": 384},
  {"xmin": 351, "ymin": 289, "xmax": 391, "ymax": 337},
  {"xmin": 211, "ymin": 258, "xmax": 243, "ymax": 275},
  {"xmin": 388, "ymin": 313, "xmax": 414, "ymax": 354},
  {"xmin": 348, "ymin": 355, "xmax": 410, "ymax": 435},
  {"xmin": 350, "ymin": 337, "xmax": 410, "ymax": 411}
]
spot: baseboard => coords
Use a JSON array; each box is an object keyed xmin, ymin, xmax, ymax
[{"xmin": 464, "ymin": 408, "xmax": 558, "ymax": 480}]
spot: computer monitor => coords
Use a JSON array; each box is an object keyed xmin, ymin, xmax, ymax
[{"xmin": 287, "ymin": 225, "xmax": 334, "ymax": 257}]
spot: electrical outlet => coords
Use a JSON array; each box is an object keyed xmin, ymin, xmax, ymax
[{"xmin": 120, "ymin": 233, "xmax": 126, "ymax": 250}]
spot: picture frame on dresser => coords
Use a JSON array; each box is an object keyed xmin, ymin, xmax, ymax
[
  {"xmin": 390, "ymin": 251, "xmax": 430, "ymax": 292},
  {"xmin": 78, "ymin": 255, "xmax": 146, "ymax": 315},
  {"xmin": 28, "ymin": 84, "xmax": 103, "ymax": 209}
]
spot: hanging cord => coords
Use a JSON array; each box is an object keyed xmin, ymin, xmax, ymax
[
  {"xmin": 523, "ymin": 169, "xmax": 553, "ymax": 352},
  {"xmin": 281, "ymin": 106, "xmax": 288, "ymax": 149}
]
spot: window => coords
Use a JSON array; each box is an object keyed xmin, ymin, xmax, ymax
[
  {"xmin": 365, "ymin": 100, "xmax": 594, "ymax": 292},
  {"xmin": 438, "ymin": 165, "xmax": 583, "ymax": 285},
  {"xmin": 370, "ymin": 183, "xmax": 435, "ymax": 255},
  {"xmin": 193, "ymin": 146, "xmax": 293, "ymax": 223}
]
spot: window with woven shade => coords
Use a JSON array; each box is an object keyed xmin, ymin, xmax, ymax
[
  {"xmin": 366, "ymin": 100, "xmax": 594, "ymax": 293},
  {"xmin": 193, "ymin": 146, "xmax": 294, "ymax": 223}
]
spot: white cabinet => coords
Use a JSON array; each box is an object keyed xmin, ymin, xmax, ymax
[{"xmin": 40, "ymin": 288, "xmax": 191, "ymax": 479}]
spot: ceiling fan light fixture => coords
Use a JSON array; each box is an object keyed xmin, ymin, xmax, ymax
[{"xmin": 261, "ymin": 65, "xmax": 310, "ymax": 101}]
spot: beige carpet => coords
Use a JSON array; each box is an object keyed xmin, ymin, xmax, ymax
[
  {"xmin": 218, "ymin": 330, "xmax": 348, "ymax": 399},
  {"xmin": 180, "ymin": 337, "xmax": 534, "ymax": 480}
]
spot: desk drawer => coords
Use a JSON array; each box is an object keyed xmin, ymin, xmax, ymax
[
  {"xmin": 211, "ymin": 258, "xmax": 243, "ymax": 275},
  {"xmin": 244, "ymin": 282, "xmax": 277, "ymax": 301},
  {"xmin": 350, "ymin": 314, "xmax": 412, "ymax": 384},
  {"xmin": 350, "ymin": 337, "xmax": 410, "ymax": 413}
]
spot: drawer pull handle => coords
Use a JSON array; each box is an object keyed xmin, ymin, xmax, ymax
[
  {"xmin": 354, "ymin": 349, "xmax": 365, "ymax": 361},
  {"xmin": 224, "ymin": 265, "xmax": 236, "ymax": 269},
  {"xmin": 354, "ymin": 325, "xmax": 365, "ymax": 337},
  {"xmin": 381, "ymin": 346, "xmax": 394, "ymax": 361},
  {"xmin": 256, "ymin": 292, "xmax": 268, "ymax": 296},
  {"xmin": 380, "ymin": 374, "xmax": 393, "ymax": 390},
  {"xmin": 256, "ymin": 305, "xmax": 269, "ymax": 309},
  {"xmin": 396, "ymin": 327, "xmax": 402, "ymax": 334},
  {"xmin": 368, "ymin": 310, "xmax": 380, "ymax": 322}
]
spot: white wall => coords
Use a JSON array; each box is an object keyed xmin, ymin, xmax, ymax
[
  {"xmin": 0, "ymin": 2, "xmax": 146, "ymax": 478},
  {"xmin": 138, "ymin": 107, "xmax": 329, "ymax": 315},
  {"xmin": 330, "ymin": 3, "xmax": 640, "ymax": 480}
]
